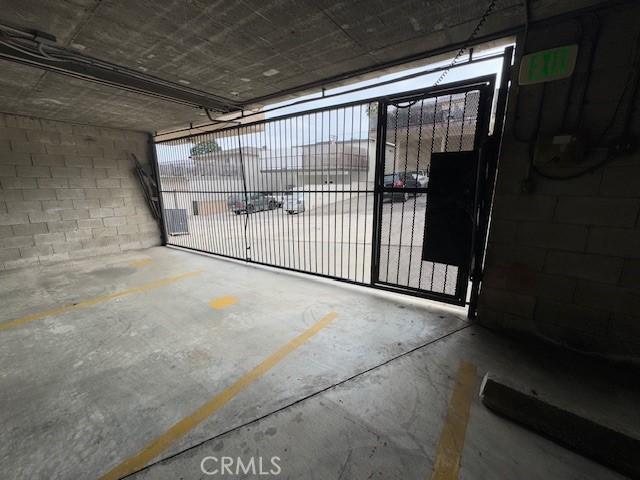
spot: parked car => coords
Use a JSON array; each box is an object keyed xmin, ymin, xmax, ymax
[
  {"xmin": 382, "ymin": 173, "xmax": 421, "ymax": 202},
  {"xmin": 264, "ymin": 193, "xmax": 280, "ymax": 208},
  {"xmin": 228, "ymin": 192, "xmax": 278, "ymax": 214},
  {"xmin": 272, "ymin": 193, "xmax": 285, "ymax": 208},
  {"xmin": 407, "ymin": 169, "xmax": 428, "ymax": 188},
  {"xmin": 285, "ymin": 193, "xmax": 305, "ymax": 214}
]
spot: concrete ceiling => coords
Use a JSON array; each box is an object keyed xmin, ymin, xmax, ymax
[{"xmin": 0, "ymin": 0, "xmax": 611, "ymax": 133}]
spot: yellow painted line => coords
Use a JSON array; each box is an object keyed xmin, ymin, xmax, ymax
[
  {"xmin": 0, "ymin": 270, "xmax": 203, "ymax": 332},
  {"xmin": 208, "ymin": 295, "xmax": 238, "ymax": 310},
  {"xmin": 430, "ymin": 361, "xmax": 477, "ymax": 480},
  {"xmin": 100, "ymin": 311, "xmax": 338, "ymax": 480},
  {"xmin": 129, "ymin": 258, "xmax": 153, "ymax": 268}
]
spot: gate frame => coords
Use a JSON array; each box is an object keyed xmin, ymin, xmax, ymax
[
  {"xmin": 152, "ymin": 51, "xmax": 512, "ymax": 311},
  {"xmin": 370, "ymin": 76, "xmax": 497, "ymax": 306},
  {"xmin": 467, "ymin": 45, "xmax": 514, "ymax": 317}
]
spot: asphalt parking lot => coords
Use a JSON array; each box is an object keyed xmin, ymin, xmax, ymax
[{"xmin": 167, "ymin": 193, "xmax": 457, "ymax": 295}]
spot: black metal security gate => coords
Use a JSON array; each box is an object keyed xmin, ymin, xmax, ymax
[
  {"xmin": 372, "ymin": 80, "xmax": 494, "ymax": 304},
  {"xmin": 154, "ymin": 72, "xmax": 504, "ymax": 309},
  {"xmin": 156, "ymin": 102, "xmax": 377, "ymax": 285}
]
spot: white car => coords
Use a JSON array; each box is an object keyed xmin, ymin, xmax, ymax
[{"xmin": 285, "ymin": 193, "xmax": 305, "ymax": 214}]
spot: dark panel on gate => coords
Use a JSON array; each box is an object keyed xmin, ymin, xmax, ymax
[{"xmin": 422, "ymin": 151, "xmax": 477, "ymax": 266}]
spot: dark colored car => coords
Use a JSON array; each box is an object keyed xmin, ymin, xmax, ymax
[
  {"xmin": 406, "ymin": 170, "xmax": 428, "ymax": 188},
  {"xmin": 228, "ymin": 192, "xmax": 278, "ymax": 214},
  {"xmin": 382, "ymin": 173, "xmax": 420, "ymax": 202}
]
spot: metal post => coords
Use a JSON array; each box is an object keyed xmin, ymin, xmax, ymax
[
  {"xmin": 149, "ymin": 135, "xmax": 168, "ymax": 245},
  {"xmin": 467, "ymin": 45, "xmax": 514, "ymax": 319},
  {"xmin": 237, "ymin": 133, "xmax": 251, "ymax": 261},
  {"xmin": 370, "ymin": 100, "xmax": 387, "ymax": 285}
]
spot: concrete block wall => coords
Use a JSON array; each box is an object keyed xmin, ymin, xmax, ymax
[
  {"xmin": 0, "ymin": 113, "xmax": 161, "ymax": 270},
  {"xmin": 478, "ymin": 2, "xmax": 640, "ymax": 361}
]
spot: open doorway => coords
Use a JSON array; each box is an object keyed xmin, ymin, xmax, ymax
[{"xmin": 154, "ymin": 40, "xmax": 513, "ymax": 313}]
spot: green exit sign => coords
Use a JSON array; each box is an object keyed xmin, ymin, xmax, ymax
[{"xmin": 518, "ymin": 44, "xmax": 578, "ymax": 85}]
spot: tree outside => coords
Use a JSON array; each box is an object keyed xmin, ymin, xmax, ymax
[{"xmin": 190, "ymin": 140, "xmax": 221, "ymax": 156}]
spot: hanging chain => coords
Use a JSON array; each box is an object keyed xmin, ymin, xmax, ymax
[{"xmin": 433, "ymin": 0, "xmax": 498, "ymax": 87}]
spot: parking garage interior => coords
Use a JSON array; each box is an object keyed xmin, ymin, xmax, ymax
[{"xmin": 1, "ymin": 1, "xmax": 639, "ymax": 479}]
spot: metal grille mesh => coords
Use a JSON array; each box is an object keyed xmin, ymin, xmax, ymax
[
  {"xmin": 377, "ymin": 90, "xmax": 480, "ymax": 295},
  {"xmin": 156, "ymin": 103, "xmax": 376, "ymax": 284}
]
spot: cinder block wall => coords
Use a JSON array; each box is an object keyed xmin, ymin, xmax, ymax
[
  {"xmin": 0, "ymin": 113, "xmax": 161, "ymax": 270},
  {"xmin": 479, "ymin": 3, "xmax": 640, "ymax": 360}
]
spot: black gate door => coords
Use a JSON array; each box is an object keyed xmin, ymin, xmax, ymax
[
  {"xmin": 372, "ymin": 80, "xmax": 494, "ymax": 305},
  {"xmin": 155, "ymin": 74, "xmax": 500, "ymax": 308}
]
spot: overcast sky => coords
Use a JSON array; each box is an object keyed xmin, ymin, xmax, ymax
[{"xmin": 156, "ymin": 49, "xmax": 505, "ymax": 163}]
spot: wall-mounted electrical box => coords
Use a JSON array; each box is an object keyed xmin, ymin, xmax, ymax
[{"xmin": 533, "ymin": 134, "xmax": 586, "ymax": 166}]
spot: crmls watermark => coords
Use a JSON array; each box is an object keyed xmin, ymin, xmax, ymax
[{"xmin": 200, "ymin": 456, "xmax": 282, "ymax": 476}]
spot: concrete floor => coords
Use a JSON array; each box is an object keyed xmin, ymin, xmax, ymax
[{"xmin": 0, "ymin": 246, "xmax": 637, "ymax": 479}]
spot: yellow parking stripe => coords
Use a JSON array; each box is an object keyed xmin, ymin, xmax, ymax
[
  {"xmin": 208, "ymin": 295, "xmax": 238, "ymax": 310},
  {"xmin": 100, "ymin": 311, "xmax": 339, "ymax": 480},
  {"xmin": 0, "ymin": 270, "xmax": 203, "ymax": 332},
  {"xmin": 430, "ymin": 361, "xmax": 477, "ymax": 480},
  {"xmin": 129, "ymin": 258, "xmax": 153, "ymax": 268}
]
